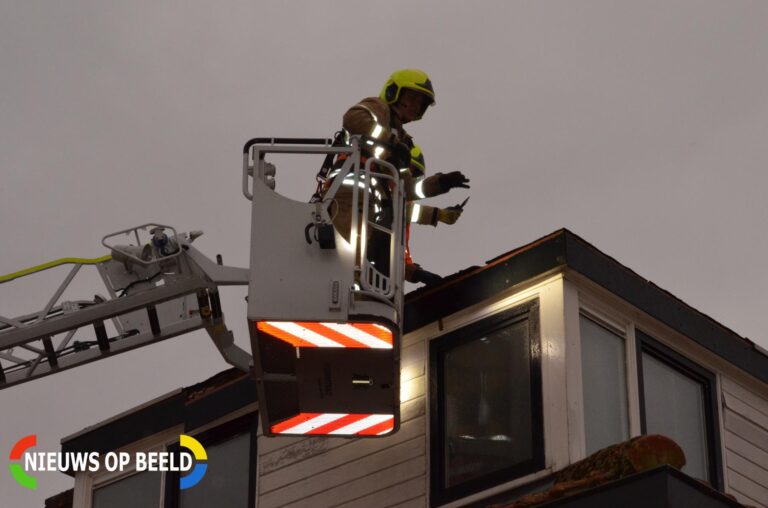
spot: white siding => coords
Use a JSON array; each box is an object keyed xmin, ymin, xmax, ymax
[
  {"xmin": 255, "ymin": 276, "xmax": 567, "ymax": 508},
  {"xmin": 257, "ymin": 329, "xmax": 429, "ymax": 508},
  {"xmin": 722, "ymin": 377, "xmax": 768, "ymax": 508},
  {"xmin": 255, "ymin": 273, "xmax": 768, "ymax": 508}
]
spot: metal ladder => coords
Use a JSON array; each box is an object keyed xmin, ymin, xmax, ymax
[{"xmin": 0, "ymin": 224, "xmax": 251, "ymax": 389}]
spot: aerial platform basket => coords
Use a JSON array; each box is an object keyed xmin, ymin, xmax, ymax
[{"xmin": 242, "ymin": 137, "xmax": 406, "ymax": 437}]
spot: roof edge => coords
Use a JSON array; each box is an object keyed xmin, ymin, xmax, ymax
[
  {"xmin": 563, "ymin": 230, "xmax": 768, "ymax": 385},
  {"xmin": 405, "ymin": 228, "xmax": 767, "ymax": 385}
]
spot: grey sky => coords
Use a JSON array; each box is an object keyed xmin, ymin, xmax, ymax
[{"xmin": 2, "ymin": 1, "xmax": 767, "ymax": 505}]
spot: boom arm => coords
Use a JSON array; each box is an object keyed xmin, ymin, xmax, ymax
[{"xmin": 0, "ymin": 224, "xmax": 251, "ymax": 389}]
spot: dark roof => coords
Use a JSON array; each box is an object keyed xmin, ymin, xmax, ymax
[
  {"xmin": 405, "ymin": 229, "xmax": 768, "ymax": 385},
  {"xmin": 510, "ymin": 466, "xmax": 746, "ymax": 508},
  {"xmin": 61, "ymin": 368, "xmax": 255, "ymax": 468},
  {"xmin": 44, "ymin": 488, "xmax": 73, "ymax": 508}
]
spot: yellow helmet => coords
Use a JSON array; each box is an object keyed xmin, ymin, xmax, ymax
[
  {"xmin": 410, "ymin": 144, "xmax": 426, "ymax": 177},
  {"xmin": 380, "ymin": 69, "xmax": 436, "ymax": 106}
]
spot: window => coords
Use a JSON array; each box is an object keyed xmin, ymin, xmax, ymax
[
  {"xmin": 430, "ymin": 300, "xmax": 543, "ymax": 505},
  {"xmin": 636, "ymin": 331, "xmax": 722, "ymax": 488},
  {"xmin": 92, "ymin": 471, "xmax": 162, "ymax": 508},
  {"xmin": 166, "ymin": 414, "xmax": 257, "ymax": 508},
  {"xmin": 179, "ymin": 432, "xmax": 251, "ymax": 507},
  {"xmin": 91, "ymin": 413, "xmax": 257, "ymax": 508},
  {"xmin": 579, "ymin": 315, "xmax": 629, "ymax": 454}
]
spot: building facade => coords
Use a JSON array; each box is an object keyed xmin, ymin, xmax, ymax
[{"xmin": 49, "ymin": 230, "xmax": 768, "ymax": 507}]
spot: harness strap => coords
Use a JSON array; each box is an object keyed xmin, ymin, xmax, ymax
[{"xmin": 310, "ymin": 130, "xmax": 346, "ymax": 203}]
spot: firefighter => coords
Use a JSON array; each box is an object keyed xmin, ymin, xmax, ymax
[
  {"xmin": 343, "ymin": 69, "xmax": 469, "ymax": 200},
  {"xmin": 321, "ymin": 68, "xmax": 469, "ymax": 282},
  {"xmin": 404, "ymin": 145, "xmax": 465, "ymax": 285}
]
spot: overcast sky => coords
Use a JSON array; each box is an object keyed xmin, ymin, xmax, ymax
[{"xmin": 2, "ymin": 1, "xmax": 767, "ymax": 505}]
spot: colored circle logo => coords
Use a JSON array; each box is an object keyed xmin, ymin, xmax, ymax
[
  {"xmin": 9, "ymin": 434, "xmax": 37, "ymax": 490},
  {"xmin": 179, "ymin": 435, "xmax": 207, "ymax": 490}
]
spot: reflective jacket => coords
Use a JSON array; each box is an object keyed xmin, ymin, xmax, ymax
[{"xmin": 343, "ymin": 97, "xmax": 450, "ymax": 202}]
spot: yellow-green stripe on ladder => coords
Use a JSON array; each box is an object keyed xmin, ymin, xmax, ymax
[{"xmin": 0, "ymin": 255, "xmax": 113, "ymax": 284}]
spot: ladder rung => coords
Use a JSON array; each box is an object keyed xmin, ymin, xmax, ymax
[
  {"xmin": 196, "ymin": 290, "xmax": 211, "ymax": 320},
  {"xmin": 147, "ymin": 305, "xmax": 161, "ymax": 336},
  {"xmin": 209, "ymin": 291, "xmax": 222, "ymax": 320},
  {"xmin": 42, "ymin": 336, "xmax": 58, "ymax": 369},
  {"xmin": 94, "ymin": 321, "xmax": 110, "ymax": 352}
]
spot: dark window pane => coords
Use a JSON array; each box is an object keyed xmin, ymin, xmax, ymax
[
  {"xmin": 580, "ymin": 316, "xmax": 629, "ymax": 454},
  {"xmin": 92, "ymin": 471, "xmax": 161, "ymax": 508},
  {"xmin": 179, "ymin": 432, "xmax": 250, "ymax": 508},
  {"xmin": 442, "ymin": 320, "xmax": 532, "ymax": 487},
  {"xmin": 642, "ymin": 352, "xmax": 709, "ymax": 480}
]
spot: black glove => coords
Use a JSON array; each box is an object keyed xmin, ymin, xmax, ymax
[
  {"xmin": 438, "ymin": 171, "xmax": 470, "ymax": 192},
  {"xmin": 411, "ymin": 267, "xmax": 443, "ymax": 286}
]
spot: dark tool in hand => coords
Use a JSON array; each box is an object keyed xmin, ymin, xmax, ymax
[{"xmin": 448, "ymin": 197, "xmax": 470, "ymax": 211}]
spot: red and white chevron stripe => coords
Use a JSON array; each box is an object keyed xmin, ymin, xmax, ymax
[
  {"xmin": 256, "ymin": 321, "xmax": 393, "ymax": 349},
  {"xmin": 271, "ymin": 413, "xmax": 395, "ymax": 436}
]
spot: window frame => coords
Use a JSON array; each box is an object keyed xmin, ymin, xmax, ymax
[
  {"xmin": 578, "ymin": 312, "xmax": 631, "ymax": 455},
  {"xmin": 635, "ymin": 330, "xmax": 723, "ymax": 489},
  {"xmin": 164, "ymin": 412, "xmax": 258, "ymax": 508},
  {"xmin": 429, "ymin": 299, "xmax": 544, "ymax": 506},
  {"xmin": 89, "ymin": 465, "xmax": 165, "ymax": 508}
]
